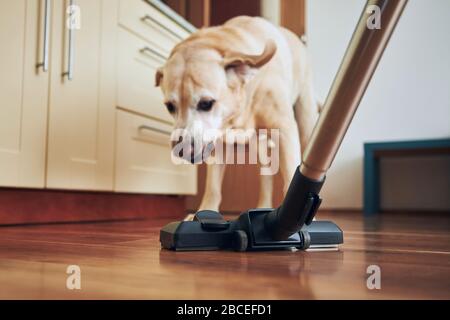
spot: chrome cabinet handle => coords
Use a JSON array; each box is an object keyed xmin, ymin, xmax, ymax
[
  {"xmin": 138, "ymin": 125, "xmax": 172, "ymax": 136},
  {"xmin": 36, "ymin": 0, "xmax": 51, "ymax": 72},
  {"xmin": 139, "ymin": 46, "xmax": 167, "ymax": 61},
  {"xmin": 62, "ymin": 0, "xmax": 75, "ymax": 80},
  {"xmin": 141, "ymin": 14, "xmax": 182, "ymax": 40}
]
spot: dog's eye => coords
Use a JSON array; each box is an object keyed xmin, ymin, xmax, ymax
[
  {"xmin": 197, "ymin": 99, "xmax": 215, "ymax": 112},
  {"xmin": 165, "ymin": 102, "xmax": 176, "ymax": 114}
]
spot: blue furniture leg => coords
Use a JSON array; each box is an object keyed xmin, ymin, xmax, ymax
[{"xmin": 364, "ymin": 145, "xmax": 380, "ymax": 214}]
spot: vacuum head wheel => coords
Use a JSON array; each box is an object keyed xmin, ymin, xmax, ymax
[{"xmin": 232, "ymin": 230, "xmax": 248, "ymax": 252}]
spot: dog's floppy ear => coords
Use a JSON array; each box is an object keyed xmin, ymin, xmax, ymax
[
  {"xmin": 223, "ymin": 40, "xmax": 277, "ymax": 82},
  {"xmin": 155, "ymin": 67, "xmax": 163, "ymax": 87}
]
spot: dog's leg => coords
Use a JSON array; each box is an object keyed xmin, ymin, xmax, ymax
[
  {"xmin": 256, "ymin": 134, "xmax": 273, "ymax": 208},
  {"xmin": 198, "ymin": 163, "xmax": 227, "ymax": 212},
  {"xmin": 257, "ymin": 173, "xmax": 273, "ymax": 208},
  {"xmin": 294, "ymin": 80, "xmax": 320, "ymax": 155},
  {"xmin": 278, "ymin": 119, "xmax": 301, "ymax": 194}
]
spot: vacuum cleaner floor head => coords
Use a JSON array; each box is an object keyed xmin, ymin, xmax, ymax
[{"xmin": 160, "ymin": 209, "xmax": 343, "ymax": 252}]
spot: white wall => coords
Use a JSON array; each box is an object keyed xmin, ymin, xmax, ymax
[{"xmin": 307, "ymin": 0, "xmax": 450, "ymax": 209}]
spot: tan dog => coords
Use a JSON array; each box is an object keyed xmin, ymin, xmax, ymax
[{"xmin": 155, "ymin": 16, "xmax": 320, "ymax": 211}]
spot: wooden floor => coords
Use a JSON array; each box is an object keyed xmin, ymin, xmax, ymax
[{"xmin": 0, "ymin": 211, "xmax": 449, "ymax": 299}]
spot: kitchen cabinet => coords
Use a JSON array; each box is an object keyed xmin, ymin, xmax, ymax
[
  {"xmin": 0, "ymin": 0, "xmax": 196, "ymax": 196},
  {"xmin": 114, "ymin": 0, "xmax": 196, "ymax": 195},
  {"xmin": 46, "ymin": 0, "xmax": 117, "ymax": 190},
  {"xmin": 115, "ymin": 109, "xmax": 196, "ymax": 194},
  {"xmin": 0, "ymin": 0, "xmax": 49, "ymax": 187}
]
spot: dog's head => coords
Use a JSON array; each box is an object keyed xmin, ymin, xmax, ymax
[{"xmin": 155, "ymin": 38, "xmax": 276, "ymax": 163}]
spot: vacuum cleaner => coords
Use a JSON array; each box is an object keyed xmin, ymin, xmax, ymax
[{"xmin": 160, "ymin": 0, "xmax": 407, "ymax": 251}]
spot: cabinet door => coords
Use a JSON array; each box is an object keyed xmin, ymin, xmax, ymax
[
  {"xmin": 0, "ymin": 0, "xmax": 49, "ymax": 188},
  {"xmin": 115, "ymin": 109, "xmax": 197, "ymax": 195},
  {"xmin": 46, "ymin": 0, "xmax": 117, "ymax": 190},
  {"xmin": 117, "ymin": 27, "xmax": 173, "ymax": 123}
]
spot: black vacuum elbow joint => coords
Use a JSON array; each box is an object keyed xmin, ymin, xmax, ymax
[{"xmin": 264, "ymin": 165, "xmax": 325, "ymax": 240}]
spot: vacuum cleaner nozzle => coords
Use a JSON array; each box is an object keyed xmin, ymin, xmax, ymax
[
  {"xmin": 159, "ymin": 209, "xmax": 343, "ymax": 251},
  {"xmin": 160, "ymin": 166, "xmax": 342, "ymax": 251}
]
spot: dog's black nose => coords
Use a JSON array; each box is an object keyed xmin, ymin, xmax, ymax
[
  {"xmin": 171, "ymin": 135, "xmax": 183, "ymax": 149},
  {"xmin": 171, "ymin": 135, "xmax": 198, "ymax": 161}
]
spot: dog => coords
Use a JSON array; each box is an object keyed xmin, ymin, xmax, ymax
[{"xmin": 155, "ymin": 16, "xmax": 320, "ymax": 212}]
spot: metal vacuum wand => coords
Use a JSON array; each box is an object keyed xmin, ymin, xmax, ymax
[{"xmin": 266, "ymin": 0, "xmax": 408, "ymax": 240}]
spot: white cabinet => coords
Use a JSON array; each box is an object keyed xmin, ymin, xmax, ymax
[
  {"xmin": 0, "ymin": 0, "xmax": 196, "ymax": 195},
  {"xmin": 116, "ymin": 0, "xmax": 190, "ymax": 123},
  {"xmin": 46, "ymin": 0, "xmax": 117, "ymax": 190},
  {"xmin": 114, "ymin": 0, "xmax": 196, "ymax": 195},
  {"xmin": 117, "ymin": 28, "xmax": 173, "ymax": 123},
  {"xmin": 0, "ymin": 0, "xmax": 49, "ymax": 187},
  {"xmin": 118, "ymin": 0, "xmax": 189, "ymax": 56},
  {"xmin": 115, "ymin": 110, "xmax": 196, "ymax": 194}
]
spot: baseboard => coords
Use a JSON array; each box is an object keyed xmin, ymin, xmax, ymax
[
  {"xmin": 0, "ymin": 188, "xmax": 186, "ymax": 226},
  {"xmin": 320, "ymin": 208, "xmax": 450, "ymax": 214},
  {"xmin": 317, "ymin": 208, "xmax": 362, "ymax": 214}
]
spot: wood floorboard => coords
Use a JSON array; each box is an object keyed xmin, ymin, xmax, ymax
[{"xmin": 0, "ymin": 211, "xmax": 448, "ymax": 299}]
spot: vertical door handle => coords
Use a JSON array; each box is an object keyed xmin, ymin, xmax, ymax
[
  {"xmin": 62, "ymin": 0, "xmax": 75, "ymax": 80},
  {"xmin": 36, "ymin": 0, "xmax": 51, "ymax": 72}
]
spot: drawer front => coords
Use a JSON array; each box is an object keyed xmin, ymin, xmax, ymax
[
  {"xmin": 115, "ymin": 109, "xmax": 196, "ymax": 195},
  {"xmin": 117, "ymin": 28, "xmax": 172, "ymax": 122},
  {"xmin": 118, "ymin": 0, "xmax": 189, "ymax": 56}
]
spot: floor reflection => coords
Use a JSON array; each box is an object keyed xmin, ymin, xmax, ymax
[{"xmin": 158, "ymin": 248, "xmax": 345, "ymax": 299}]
